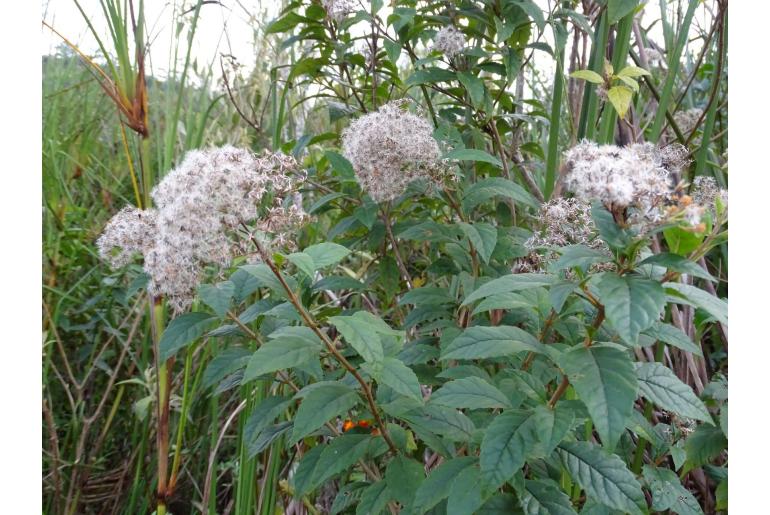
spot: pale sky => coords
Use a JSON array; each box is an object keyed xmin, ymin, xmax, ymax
[
  {"xmin": 42, "ymin": 1, "xmax": 714, "ymax": 87},
  {"xmin": 42, "ymin": 0, "xmax": 279, "ymax": 81}
]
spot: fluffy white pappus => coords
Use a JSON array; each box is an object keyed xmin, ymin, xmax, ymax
[
  {"xmin": 322, "ymin": 0, "xmax": 356, "ymax": 22},
  {"xmin": 433, "ymin": 26, "xmax": 465, "ymax": 58},
  {"xmin": 691, "ymin": 176, "xmax": 728, "ymax": 214},
  {"xmin": 341, "ymin": 101, "xmax": 446, "ymax": 202},
  {"xmin": 563, "ymin": 140, "xmax": 689, "ymax": 222},
  {"xmin": 517, "ymin": 198, "xmax": 609, "ymax": 274},
  {"xmin": 98, "ymin": 146, "xmax": 308, "ymax": 313},
  {"xmin": 97, "ymin": 206, "xmax": 157, "ymax": 268}
]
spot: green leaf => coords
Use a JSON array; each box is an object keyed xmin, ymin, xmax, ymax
[
  {"xmin": 606, "ymin": 85, "xmax": 634, "ymax": 119},
  {"xmin": 249, "ymin": 421, "xmax": 292, "ymax": 454},
  {"xmin": 304, "ymin": 242, "xmax": 351, "ymax": 268},
  {"xmin": 665, "ymin": 282, "xmax": 728, "ymax": 325},
  {"xmin": 244, "ymin": 336, "xmax": 320, "ymax": 382},
  {"xmin": 461, "ymin": 177, "xmax": 538, "ymax": 212},
  {"xmin": 457, "ymin": 72, "xmax": 485, "ymax": 106},
  {"xmin": 447, "ymin": 465, "xmax": 487, "ymax": 515},
  {"xmin": 529, "ymin": 404, "xmax": 575, "ymax": 458},
  {"xmin": 293, "ymin": 445, "xmax": 326, "ymax": 498},
  {"xmin": 458, "ymin": 222, "xmax": 498, "ymax": 264},
  {"xmin": 441, "ymin": 325, "xmax": 544, "ymax": 360},
  {"xmin": 557, "ymin": 441, "xmax": 645, "ymax": 514},
  {"xmin": 644, "ymin": 322, "xmax": 702, "ymax": 356},
  {"xmin": 399, "ymin": 287, "xmax": 454, "ymax": 306},
  {"xmin": 405, "ymin": 67, "xmax": 455, "ymax": 86},
  {"xmin": 517, "ymin": 478, "xmax": 578, "ymax": 515},
  {"xmin": 383, "ymin": 38, "xmax": 401, "ymax": 63},
  {"xmin": 516, "ymin": 0, "xmax": 546, "ymax": 30},
  {"xmin": 570, "ymin": 69, "xmax": 604, "ymax": 84},
  {"xmin": 472, "ymin": 292, "xmax": 534, "ymax": 315},
  {"xmin": 291, "ymin": 383, "xmax": 359, "ymax": 443},
  {"xmin": 480, "ymin": 409, "xmax": 539, "ymax": 488},
  {"xmin": 356, "ymin": 481, "xmax": 390, "ymax": 515},
  {"xmin": 325, "ymin": 150, "xmax": 355, "ymax": 177},
  {"xmin": 684, "ymin": 424, "xmax": 726, "ymax": 468},
  {"xmin": 559, "ymin": 345, "xmax": 638, "ymax": 450},
  {"xmin": 402, "ymin": 405, "xmax": 476, "ymax": 442},
  {"xmin": 287, "ymin": 252, "xmax": 315, "ymax": 278},
  {"xmin": 198, "ymin": 281, "xmax": 235, "ymax": 318},
  {"xmin": 329, "ymin": 314, "xmax": 384, "ymax": 363},
  {"xmin": 462, "ymin": 274, "xmax": 555, "ymax": 305},
  {"xmin": 245, "ymin": 396, "xmax": 292, "ymax": 456},
  {"xmin": 385, "ymin": 456, "xmax": 424, "ymax": 506},
  {"xmin": 663, "ymin": 225, "xmax": 705, "ymax": 255},
  {"xmin": 444, "ymin": 148, "xmax": 502, "ymax": 168},
  {"xmin": 607, "ymin": 0, "xmax": 640, "ymax": 24},
  {"xmin": 331, "ymin": 482, "xmax": 368, "ymax": 515},
  {"xmin": 430, "ymin": 376, "xmax": 511, "ymax": 409},
  {"xmin": 554, "ymin": 245, "xmax": 607, "ymax": 271},
  {"xmin": 616, "ymin": 75, "xmax": 639, "ymax": 92},
  {"xmin": 639, "ymin": 253, "xmax": 716, "ymax": 282},
  {"xmin": 643, "ymin": 465, "xmax": 704, "ymax": 515},
  {"xmin": 159, "ymin": 312, "xmax": 216, "ymax": 361},
  {"xmin": 413, "ymin": 457, "xmax": 476, "ymax": 512},
  {"xmin": 311, "ymin": 435, "xmax": 374, "ymax": 488},
  {"xmin": 591, "ymin": 203, "xmax": 631, "ymax": 249},
  {"xmin": 635, "ymin": 363, "xmax": 712, "ymax": 422},
  {"xmin": 598, "ymin": 273, "xmax": 665, "ymax": 344},
  {"xmin": 369, "ymin": 357, "xmax": 423, "ymax": 402},
  {"xmin": 265, "ymin": 12, "xmax": 307, "ymax": 34}
]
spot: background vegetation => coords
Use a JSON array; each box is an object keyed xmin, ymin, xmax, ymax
[{"xmin": 42, "ymin": 0, "xmax": 727, "ymax": 513}]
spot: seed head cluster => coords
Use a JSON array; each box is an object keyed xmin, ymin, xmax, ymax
[
  {"xmin": 341, "ymin": 101, "xmax": 446, "ymax": 202},
  {"xmin": 98, "ymin": 146, "xmax": 307, "ymax": 312},
  {"xmin": 322, "ymin": 0, "xmax": 356, "ymax": 22},
  {"xmin": 433, "ymin": 26, "xmax": 465, "ymax": 58},
  {"xmin": 563, "ymin": 141, "xmax": 691, "ymax": 226},
  {"xmin": 691, "ymin": 176, "xmax": 728, "ymax": 215},
  {"xmin": 665, "ymin": 108, "xmax": 704, "ymax": 145},
  {"xmin": 515, "ymin": 198, "xmax": 609, "ymax": 273}
]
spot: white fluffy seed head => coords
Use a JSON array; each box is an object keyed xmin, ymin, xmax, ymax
[
  {"xmin": 433, "ymin": 26, "xmax": 465, "ymax": 58},
  {"xmin": 563, "ymin": 140, "xmax": 691, "ymax": 226},
  {"xmin": 516, "ymin": 198, "xmax": 608, "ymax": 273},
  {"xmin": 691, "ymin": 176, "xmax": 728, "ymax": 215},
  {"xmin": 322, "ymin": 0, "xmax": 356, "ymax": 22},
  {"xmin": 341, "ymin": 101, "xmax": 446, "ymax": 202},
  {"xmin": 98, "ymin": 146, "xmax": 308, "ymax": 313}
]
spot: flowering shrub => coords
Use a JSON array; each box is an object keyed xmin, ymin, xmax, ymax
[{"xmin": 73, "ymin": 0, "xmax": 727, "ymax": 513}]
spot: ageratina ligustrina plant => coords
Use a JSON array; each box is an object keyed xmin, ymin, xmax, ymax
[{"xmin": 50, "ymin": 1, "xmax": 727, "ymax": 513}]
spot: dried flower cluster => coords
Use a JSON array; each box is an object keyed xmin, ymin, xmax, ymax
[
  {"xmin": 665, "ymin": 108, "xmax": 704, "ymax": 144},
  {"xmin": 691, "ymin": 176, "xmax": 728, "ymax": 215},
  {"xmin": 644, "ymin": 47, "xmax": 665, "ymax": 68},
  {"xmin": 563, "ymin": 141, "xmax": 693, "ymax": 227},
  {"xmin": 98, "ymin": 146, "xmax": 308, "ymax": 312},
  {"xmin": 342, "ymin": 101, "xmax": 447, "ymax": 202},
  {"xmin": 515, "ymin": 198, "xmax": 609, "ymax": 273},
  {"xmin": 322, "ymin": 0, "xmax": 356, "ymax": 22},
  {"xmin": 433, "ymin": 26, "xmax": 465, "ymax": 58}
]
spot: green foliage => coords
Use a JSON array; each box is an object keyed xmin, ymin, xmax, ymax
[{"xmin": 43, "ymin": 0, "xmax": 727, "ymax": 513}]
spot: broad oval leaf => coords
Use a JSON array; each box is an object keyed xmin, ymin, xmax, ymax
[
  {"xmin": 291, "ymin": 383, "xmax": 360, "ymax": 443},
  {"xmin": 430, "ymin": 376, "xmax": 511, "ymax": 409},
  {"xmin": 598, "ymin": 273, "xmax": 665, "ymax": 345},
  {"xmin": 444, "ymin": 148, "xmax": 502, "ymax": 168},
  {"xmin": 441, "ymin": 325, "xmax": 544, "ymax": 360},
  {"xmin": 480, "ymin": 409, "xmax": 539, "ymax": 489},
  {"xmin": 159, "ymin": 312, "xmax": 216, "ymax": 361},
  {"xmin": 462, "ymin": 274, "xmax": 555, "ymax": 305},
  {"xmin": 557, "ymin": 441, "xmax": 646, "ymax": 514},
  {"xmin": 558, "ymin": 345, "xmax": 638, "ymax": 450},
  {"xmin": 244, "ymin": 336, "xmax": 321, "ymax": 382},
  {"xmin": 635, "ymin": 363, "xmax": 712, "ymax": 422}
]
